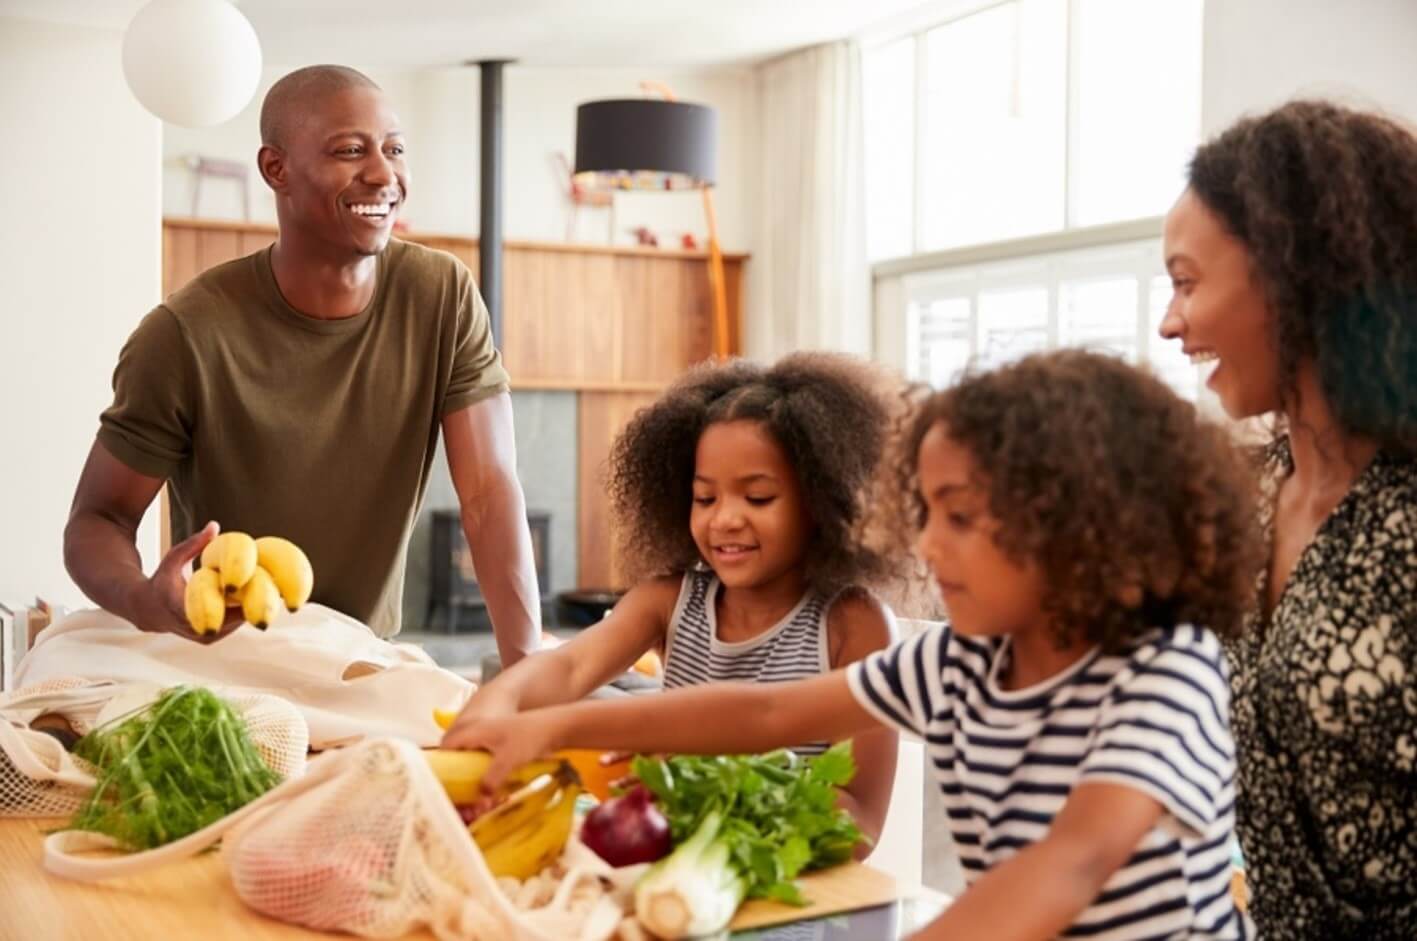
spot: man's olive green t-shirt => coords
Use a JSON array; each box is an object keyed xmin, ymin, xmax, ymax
[{"xmin": 98, "ymin": 239, "xmax": 510, "ymax": 637}]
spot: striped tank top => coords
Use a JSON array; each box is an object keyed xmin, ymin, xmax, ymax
[{"xmin": 662, "ymin": 568, "xmax": 836, "ymax": 756}]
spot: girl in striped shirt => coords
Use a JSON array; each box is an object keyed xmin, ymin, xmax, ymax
[
  {"xmin": 446, "ymin": 353, "xmax": 912, "ymax": 845},
  {"xmin": 449, "ymin": 350, "xmax": 1261, "ymax": 940}
]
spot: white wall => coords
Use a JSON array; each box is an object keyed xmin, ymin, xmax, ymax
[
  {"xmin": 0, "ymin": 16, "xmax": 163, "ymax": 606},
  {"xmin": 1202, "ymin": 0, "xmax": 1417, "ymax": 135},
  {"xmin": 163, "ymin": 64, "xmax": 758, "ymax": 252}
]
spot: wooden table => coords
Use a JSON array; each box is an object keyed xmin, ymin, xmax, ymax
[
  {"xmin": 1, "ymin": 817, "xmax": 410, "ymax": 941},
  {"xmin": 1, "ymin": 817, "xmax": 929, "ymax": 941}
]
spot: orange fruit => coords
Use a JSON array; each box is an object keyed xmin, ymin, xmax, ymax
[{"xmin": 557, "ymin": 749, "xmax": 632, "ymax": 802}]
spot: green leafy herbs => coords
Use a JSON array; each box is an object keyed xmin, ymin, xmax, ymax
[
  {"xmin": 71, "ymin": 686, "xmax": 281, "ymax": 850},
  {"xmin": 630, "ymin": 742, "xmax": 864, "ymax": 906}
]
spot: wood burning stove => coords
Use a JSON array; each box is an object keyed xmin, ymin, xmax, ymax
[{"xmin": 427, "ymin": 508, "xmax": 550, "ymax": 632}]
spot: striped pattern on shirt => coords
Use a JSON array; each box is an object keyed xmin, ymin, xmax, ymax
[
  {"xmin": 848, "ymin": 623, "xmax": 1250, "ymax": 940},
  {"xmin": 662, "ymin": 568, "xmax": 835, "ymax": 756}
]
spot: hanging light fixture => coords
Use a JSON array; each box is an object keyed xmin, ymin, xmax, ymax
[
  {"xmin": 574, "ymin": 99, "xmax": 717, "ymax": 192},
  {"xmin": 574, "ymin": 92, "xmax": 731, "ymax": 359},
  {"xmin": 121, "ymin": 0, "xmax": 263, "ymax": 128}
]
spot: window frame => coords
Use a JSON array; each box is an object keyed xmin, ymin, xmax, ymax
[{"xmin": 887, "ymin": 219, "xmax": 1206, "ymax": 404}]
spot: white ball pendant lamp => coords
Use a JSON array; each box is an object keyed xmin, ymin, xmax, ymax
[{"xmin": 121, "ymin": 0, "xmax": 263, "ymax": 128}]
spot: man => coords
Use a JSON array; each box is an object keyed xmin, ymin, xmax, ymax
[{"xmin": 63, "ymin": 65, "xmax": 540, "ymax": 665}]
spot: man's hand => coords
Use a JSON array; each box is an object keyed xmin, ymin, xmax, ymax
[{"xmin": 129, "ymin": 521, "xmax": 244, "ymax": 644}]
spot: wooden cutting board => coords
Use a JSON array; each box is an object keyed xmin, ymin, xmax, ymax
[{"xmin": 728, "ymin": 861, "xmax": 905, "ymax": 931}]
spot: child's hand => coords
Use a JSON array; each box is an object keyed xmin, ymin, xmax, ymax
[
  {"xmin": 449, "ymin": 691, "xmax": 518, "ymax": 726},
  {"xmin": 440, "ymin": 711, "xmax": 557, "ymax": 792}
]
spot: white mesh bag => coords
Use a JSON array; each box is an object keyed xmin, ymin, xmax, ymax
[
  {"xmin": 43, "ymin": 737, "xmax": 625, "ymax": 941},
  {"xmin": 0, "ymin": 678, "xmax": 308, "ymax": 819}
]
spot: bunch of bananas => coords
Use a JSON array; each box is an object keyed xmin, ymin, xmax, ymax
[
  {"xmin": 185, "ymin": 532, "xmax": 314, "ymax": 635},
  {"xmin": 424, "ymin": 749, "xmax": 583, "ymax": 881}
]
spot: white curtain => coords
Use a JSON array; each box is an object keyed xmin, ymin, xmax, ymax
[{"xmin": 748, "ymin": 41, "xmax": 871, "ymax": 360}]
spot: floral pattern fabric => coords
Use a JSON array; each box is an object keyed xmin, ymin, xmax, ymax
[{"xmin": 1228, "ymin": 439, "xmax": 1417, "ymax": 939}]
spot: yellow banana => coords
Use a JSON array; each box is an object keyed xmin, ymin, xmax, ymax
[
  {"xmin": 211, "ymin": 531, "xmax": 259, "ymax": 595},
  {"xmin": 480, "ymin": 782, "xmax": 581, "ymax": 880},
  {"xmin": 254, "ymin": 536, "xmax": 314, "ymax": 611},
  {"xmin": 200, "ymin": 538, "xmax": 221, "ymax": 572},
  {"xmin": 469, "ymin": 772, "xmax": 561, "ymax": 850},
  {"xmin": 425, "ymin": 749, "xmax": 495, "ymax": 805},
  {"xmin": 184, "ymin": 568, "xmax": 226, "ymax": 635},
  {"xmin": 505, "ymin": 758, "xmax": 576, "ymax": 790},
  {"xmin": 240, "ymin": 565, "xmax": 282, "ymax": 629},
  {"xmin": 425, "ymin": 750, "xmax": 575, "ymax": 807}
]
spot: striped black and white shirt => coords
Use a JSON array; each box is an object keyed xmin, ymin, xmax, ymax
[
  {"xmin": 849, "ymin": 622, "xmax": 1251, "ymax": 939},
  {"xmin": 663, "ymin": 568, "xmax": 837, "ymax": 756}
]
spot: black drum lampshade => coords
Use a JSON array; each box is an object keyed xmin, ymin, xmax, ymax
[{"xmin": 573, "ymin": 98, "xmax": 718, "ymax": 191}]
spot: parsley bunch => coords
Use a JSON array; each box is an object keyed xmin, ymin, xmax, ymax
[{"xmin": 70, "ymin": 686, "xmax": 281, "ymax": 850}]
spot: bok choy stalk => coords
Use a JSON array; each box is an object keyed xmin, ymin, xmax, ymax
[{"xmin": 634, "ymin": 809, "xmax": 747, "ymax": 939}]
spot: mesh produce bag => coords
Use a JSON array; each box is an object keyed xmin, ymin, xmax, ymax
[
  {"xmin": 43, "ymin": 737, "xmax": 626, "ymax": 941},
  {"xmin": 1, "ymin": 678, "xmax": 308, "ymax": 819}
]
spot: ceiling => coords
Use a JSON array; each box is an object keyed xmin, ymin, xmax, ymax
[{"xmin": 0, "ymin": 0, "xmax": 935, "ymax": 68}]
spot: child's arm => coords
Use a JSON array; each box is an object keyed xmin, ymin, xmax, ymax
[
  {"xmin": 446, "ymin": 578, "xmax": 678, "ymax": 725},
  {"xmin": 911, "ymin": 782, "xmax": 1165, "ymax": 941},
  {"xmin": 826, "ymin": 592, "xmax": 898, "ymax": 850},
  {"xmin": 443, "ymin": 669, "xmax": 881, "ymax": 790}
]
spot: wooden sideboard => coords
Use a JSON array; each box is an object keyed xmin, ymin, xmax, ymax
[{"xmin": 160, "ymin": 218, "xmax": 747, "ymax": 591}]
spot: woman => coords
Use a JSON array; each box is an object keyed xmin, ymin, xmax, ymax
[{"xmin": 1159, "ymin": 99, "xmax": 1417, "ymax": 938}]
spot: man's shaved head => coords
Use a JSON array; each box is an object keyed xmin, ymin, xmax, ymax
[{"xmin": 260, "ymin": 65, "xmax": 381, "ymax": 149}]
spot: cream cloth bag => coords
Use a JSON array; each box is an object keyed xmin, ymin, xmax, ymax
[
  {"xmin": 14, "ymin": 604, "xmax": 473, "ymax": 748},
  {"xmin": 43, "ymin": 737, "xmax": 625, "ymax": 941}
]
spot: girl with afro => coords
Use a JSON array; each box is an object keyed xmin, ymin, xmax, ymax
[{"xmin": 445, "ymin": 352, "xmax": 910, "ymax": 845}]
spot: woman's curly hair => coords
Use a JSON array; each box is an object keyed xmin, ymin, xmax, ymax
[
  {"xmin": 606, "ymin": 353, "xmax": 904, "ymax": 594},
  {"xmin": 885, "ymin": 350, "xmax": 1263, "ymax": 651},
  {"xmin": 1189, "ymin": 99, "xmax": 1417, "ymax": 453}
]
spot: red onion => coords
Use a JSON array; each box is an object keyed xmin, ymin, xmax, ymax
[{"xmin": 581, "ymin": 785, "xmax": 672, "ymax": 867}]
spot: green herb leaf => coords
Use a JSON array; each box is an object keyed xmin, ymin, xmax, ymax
[
  {"xmin": 70, "ymin": 686, "xmax": 282, "ymax": 851},
  {"xmin": 631, "ymin": 741, "xmax": 863, "ymax": 904}
]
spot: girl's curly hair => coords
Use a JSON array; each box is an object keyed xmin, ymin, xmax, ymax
[
  {"xmin": 1189, "ymin": 99, "xmax": 1417, "ymax": 453},
  {"xmin": 606, "ymin": 353, "xmax": 903, "ymax": 594},
  {"xmin": 885, "ymin": 350, "xmax": 1263, "ymax": 651}
]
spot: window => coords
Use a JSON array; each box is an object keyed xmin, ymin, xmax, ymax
[
  {"xmin": 920, "ymin": 1, "xmax": 1066, "ymax": 250},
  {"xmin": 864, "ymin": 0, "xmax": 1204, "ymax": 260},
  {"xmin": 1071, "ymin": 0, "xmax": 1205, "ymax": 226},
  {"xmin": 863, "ymin": 38, "xmax": 915, "ymax": 262},
  {"xmin": 903, "ymin": 240, "xmax": 1200, "ymax": 398}
]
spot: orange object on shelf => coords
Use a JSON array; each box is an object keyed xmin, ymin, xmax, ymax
[
  {"xmin": 557, "ymin": 749, "xmax": 632, "ymax": 802},
  {"xmin": 632, "ymin": 649, "xmax": 662, "ymax": 677}
]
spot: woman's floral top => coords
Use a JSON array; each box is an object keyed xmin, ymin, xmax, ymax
[{"xmin": 1228, "ymin": 438, "xmax": 1417, "ymax": 939}]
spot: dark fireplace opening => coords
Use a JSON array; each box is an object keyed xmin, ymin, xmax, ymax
[{"xmin": 427, "ymin": 508, "xmax": 550, "ymax": 633}]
